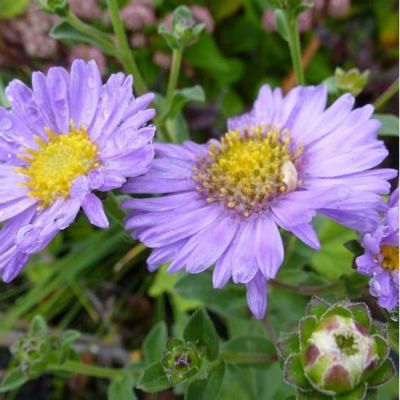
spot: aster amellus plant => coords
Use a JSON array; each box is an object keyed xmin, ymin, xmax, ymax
[
  {"xmin": 0, "ymin": 59, "xmax": 155, "ymax": 282},
  {"xmin": 278, "ymin": 298, "xmax": 395, "ymax": 399},
  {"xmin": 122, "ymin": 84, "xmax": 396, "ymax": 318},
  {"xmin": 356, "ymin": 189, "xmax": 399, "ymax": 312}
]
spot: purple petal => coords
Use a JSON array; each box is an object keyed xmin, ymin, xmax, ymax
[
  {"xmin": 82, "ymin": 193, "xmax": 109, "ymax": 228},
  {"xmin": 246, "ymin": 272, "xmax": 268, "ymax": 319}
]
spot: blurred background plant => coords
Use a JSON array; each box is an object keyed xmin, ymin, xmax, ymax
[{"xmin": 0, "ymin": 0, "xmax": 398, "ymax": 399}]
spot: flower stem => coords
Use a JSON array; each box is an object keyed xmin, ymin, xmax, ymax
[
  {"xmin": 47, "ymin": 360, "xmax": 123, "ymax": 380},
  {"xmin": 270, "ymin": 279, "xmax": 340, "ymax": 295},
  {"xmin": 373, "ymin": 78, "xmax": 399, "ymax": 111},
  {"xmin": 106, "ymin": 0, "xmax": 147, "ymax": 94},
  {"xmin": 284, "ymin": 13, "xmax": 305, "ymax": 86},
  {"xmin": 165, "ymin": 48, "xmax": 183, "ymax": 104},
  {"xmin": 220, "ymin": 351, "xmax": 277, "ymax": 364}
]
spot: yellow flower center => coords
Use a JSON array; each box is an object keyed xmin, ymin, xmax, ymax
[
  {"xmin": 193, "ymin": 126, "xmax": 302, "ymax": 217},
  {"xmin": 380, "ymin": 245, "xmax": 399, "ymax": 271},
  {"xmin": 17, "ymin": 125, "xmax": 99, "ymax": 207}
]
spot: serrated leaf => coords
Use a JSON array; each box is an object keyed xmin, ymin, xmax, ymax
[
  {"xmin": 184, "ymin": 362, "xmax": 225, "ymax": 400},
  {"xmin": 183, "ymin": 309, "xmax": 219, "ymax": 361},
  {"xmin": 143, "ymin": 322, "xmax": 168, "ymax": 365},
  {"xmin": 347, "ymin": 303, "xmax": 371, "ymax": 331},
  {"xmin": 299, "ymin": 316, "xmax": 317, "ymax": 349},
  {"xmin": 374, "ymin": 114, "xmax": 399, "ymax": 137},
  {"xmin": 108, "ymin": 374, "xmax": 137, "ymax": 400},
  {"xmin": 137, "ymin": 362, "xmax": 171, "ymax": 393},
  {"xmin": 368, "ymin": 358, "xmax": 396, "ymax": 388},
  {"xmin": 305, "ymin": 297, "xmax": 329, "ymax": 319},
  {"xmin": 283, "ymin": 354, "xmax": 311, "ymax": 391},
  {"xmin": 277, "ymin": 333, "xmax": 300, "ymax": 358},
  {"xmin": 0, "ymin": 368, "xmax": 28, "ymax": 393}
]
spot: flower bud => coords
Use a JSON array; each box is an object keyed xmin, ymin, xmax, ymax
[
  {"xmin": 36, "ymin": 0, "xmax": 69, "ymax": 16},
  {"xmin": 335, "ymin": 67, "xmax": 369, "ymax": 97},
  {"xmin": 161, "ymin": 339, "xmax": 202, "ymax": 384},
  {"xmin": 303, "ymin": 315, "xmax": 378, "ymax": 394},
  {"xmin": 158, "ymin": 6, "xmax": 204, "ymax": 50},
  {"xmin": 278, "ymin": 298, "xmax": 395, "ymax": 398}
]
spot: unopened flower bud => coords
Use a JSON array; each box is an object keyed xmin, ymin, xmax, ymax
[
  {"xmin": 161, "ymin": 340, "xmax": 202, "ymax": 384},
  {"xmin": 303, "ymin": 315, "xmax": 378, "ymax": 394},
  {"xmin": 335, "ymin": 67, "xmax": 369, "ymax": 97}
]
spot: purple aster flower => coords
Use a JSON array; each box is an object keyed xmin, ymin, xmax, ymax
[
  {"xmin": 122, "ymin": 84, "xmax": 396, "ymax": 318},
  {"xmin": 356, "ymin": 189, "xmax": 399, "ymax": 312},
  {"xmin": 0, "ymin": 59, "xmax": 155, "ymax": 282}
]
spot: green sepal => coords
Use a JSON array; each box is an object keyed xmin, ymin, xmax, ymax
[
  {"xmin": 299, "ymin": 316, "xmax": 317, "ymax": 349},
  {"xmin": 343, "ymin": 240, "xmax": 364, "ymax": 257},
  {"xmin": 305, "ymin": 297, "xmax": 329, "ymax": 319},
  {"xmin": 372, "ymin": 335, "xmax": 389, "ymax": 368},
  {"xmin": 295, "ymin": 390, "xmax": 330, "ymax": 399},
  {"xmin": 367, "ymin": 358, "xmax": 396, "ymax": 388},
  {"xmin": 347, "ymin": 303, "xmax": 371, "ymax": 331},
  {"xmin": 369, "ymin": 320, "xmax": 388, "ymax": 338},
  {"xmin": 277, "ymin": 333, "xmax": 300, "ymax": 359},
  {"xmin": 335, "ymin": 383, "xmax": 368, "ymax": 400},
  {"xmin": 284, "ymin": 354, "xmax": 312, "ymax": 392},
  {"xmin": 321, "ymin": 303, "xmax": 353, "ymax": 320}
]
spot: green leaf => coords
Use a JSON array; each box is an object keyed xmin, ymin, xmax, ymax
[
  {"xmin": 137, "ymin": 362, "xmax": 171, "ymax": 393},
  {"xmin": 183, "ymin": 308, "xmax": 219, "ymax": 361},
  {"xmin": 30, "ymin": 315, "xmax": 48, "ymax": 335},
  {"xmin": 161, "ymin": 85, "xmax": 205, "ymax": 121},
  {"xmin": 347, "ymin": 303, "xmax": 371, "ymax": 331},
  {"xmin": 108, "ymin": 374, "xmax": 137, "ymax": 400},
  {"xmin": 344, "ymin": 239, "xmax": 364, "ymax": 257},
  {"xmin": 283, "ymin": 354, "xmax": 311, "ymax": 391},
  {"xmin": 374, "ymin": 114, "xmax": 399, "ymax": 137},
  {"xmin": 185, "ymin": 362, "xmax": 225, "ymax": 400},
  {"xmin": 174, "ymin": 273, "xmax": 245, "ymax": 317},
  {"xmin": 0, "ymin": 0, "xmax": 29, "ymax": 19},
  {"xmin": 275, "ymin": 10, "xmax": 289, "ymax": 41},
  {"xmin": 310, "ymin": 218, "xmax": 356, "ymax": 279},
  {"xmin": 368, "ymin": 358, "xmax": 396, "ymax": 388},
  {"xmin": 299, "ymin": 316, "xmax": 317, "ymax": 349},
  {"xmin": 278, "ymin": 333, "xmax": 300, "ymax": 358},
  {"xmin": 50, "ymin": 22, "xmax": 115, "ymax": 54},
  {"xmin": 59, "ymin": 330, "xmax": 80, "ymax": 364},
  {"xmin": 143, "ymin": 322, "xmax": 168, "ymax": 365},
  {"xmin": 0, "ymin": 368, "xmax": 28, "ymax": 393}
]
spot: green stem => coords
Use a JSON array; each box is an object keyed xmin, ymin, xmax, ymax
[
  {"xmin": 284, "ymin": 13, "xmax": 305, "ymax": 85},
  {"xmin": 47, "ymin": 360, "xmax": 123, "ymax": 380},
  {"xmin": 220, "ymin": 351, "xmax": 278, "ymax": 364},
  {"xmin": 65, "ymin": 12, "xmax": 116, "ymax": 56},
  {"xmin": 106, "ymin": 0, "xmax": 147, "ymax": 94},
  {"xmin": 165, "ymin": 48, "xmax": 183, "ymax": 104},
  {"xmin": 270, "ymin": 279, "xmax": 340, "ymax": 295},
  {"xmin": 373, "ymin": 78, "xmax": 399, "ymax": 111}
]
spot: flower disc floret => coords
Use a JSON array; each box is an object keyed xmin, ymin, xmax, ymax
[
  {"xmin": 193, "ymin": 127, "xmax": 300, "ymax": 217},
  {"xmin": 17, "ymin": 125, "xmax": 99, "ymax": 207}
]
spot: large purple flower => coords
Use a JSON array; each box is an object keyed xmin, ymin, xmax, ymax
[
  {"xmin": 356, "ymin": 189, "xmax": 399, "ymax": 312},
  {"xmin": 0, "ymin": 59, "xmax": 155, "ymax": 282},
  {"xmin": 122, "ymin": 84, "xmax": 396, "ymax": 318}
]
